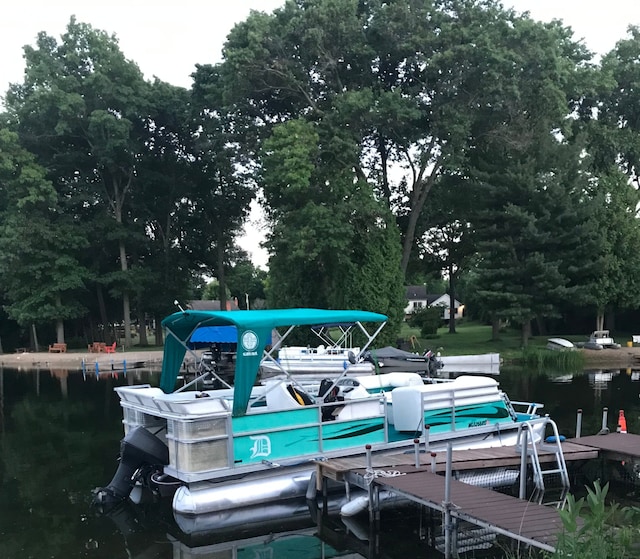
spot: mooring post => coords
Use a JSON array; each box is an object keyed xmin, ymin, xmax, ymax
[
  {"xmin": 365, "ymin": 444, "xmax": 376, "ymax": 524},
  {"xmin": 576, "ymin": 409, "xmax": 582, "ymax": 438},
  {"xmin": 519, "ymin": 424, "xmax": 529, "ymax": 499},
  {"xmin": 414, "ymin": 438, "xmax": 421, "ymax": 468},
  {"xmin": 443, "ymin": 443, "xmax": 453, "ymax": 559},
  {"xmin": 423, "ymin": 424, "xmax": 430, "ymax": 451},
  {"xmin": 602, "ymin": 407, "xmax": 609, "ymax": 432},
  {"xmin": 431, "ymin": 452, "xmax": 437, "ymax": 473}
]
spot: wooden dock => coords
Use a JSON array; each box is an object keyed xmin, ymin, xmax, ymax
[
  {"xmin": 375, "ymin": 465, "xmax": 562, "ymax": 551},
  {"xmin": 316, "ymin": 440, "xmax": 605, "ymax": 553}
]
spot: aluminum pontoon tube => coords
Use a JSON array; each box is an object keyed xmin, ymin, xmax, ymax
[{"xmin": 173, "ymin": 469, "xmax": 315, "ymax": 515}]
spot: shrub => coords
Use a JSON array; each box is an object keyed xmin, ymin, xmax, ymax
[{"xmin": 407, "ymin": 307, "xmax": 442, "ymax": 337}]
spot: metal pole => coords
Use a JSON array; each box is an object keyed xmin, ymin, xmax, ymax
[
  {"xmin": 602, "ymin": 407, "xmax": 608, "ymax": 432},
  {"xmin": 431, "ymin": 452, "xmax": 437, "ymax": 473},
  {"xmin": 423, "ymin": 424, "xmax": 430, "ymax": 451},
  {"xmin": 576, "ymin": 409, "xmax": 582, "ymax": 438},
  {"xmin": 444, "ymin": 443, "xmax": 453, "ymax": 559},
  {"xmin": 414, "ymin": 438, "xmax": 421, "ymax": 468},
  {"xmin": 519, "ymin": 424, "xmax": 529, "ymax": 499}
]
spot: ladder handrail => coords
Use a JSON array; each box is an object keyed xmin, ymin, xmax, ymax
[{"xmin": 515, "ymin": 416, "xmax": 569, "ymax": 492}]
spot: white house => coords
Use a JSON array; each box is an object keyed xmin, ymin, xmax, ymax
[{"xmin": 404, "ymin": 285, "xmax": 463, "ymax": 320}]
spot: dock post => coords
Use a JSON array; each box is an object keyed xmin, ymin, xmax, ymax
[
  {"xmin": 576, "ymin": 409, "xmax": 582, "ymax": 438},
  {"xmin": 519, "ymin": 424, "xmax": 529, "ymax": 499},
  {"xmin": 602, "ymin": 407, "xmax": 609, "ymax": 433},
  {"xmin": 365, "ymin": 444, "xmax": 378, "ymax": 525},
  {"xmin": 431, "ymin": 452, "xmax": 437, "ymax": 473},
  {"xmin": 423, "ymin": 424, "xmax": 430, "ymax": 451},
  {"xmin": 414, "ymin": 439, "xmax": 421, "ymax": 467},
  {"xmin": 443, "ymin": 443, "xmax": 453, "ymax": 559}
]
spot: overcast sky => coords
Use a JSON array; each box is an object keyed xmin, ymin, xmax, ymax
[{"xmin": 2, "ymin": 0, "xmax": 639, "ymax": 267}]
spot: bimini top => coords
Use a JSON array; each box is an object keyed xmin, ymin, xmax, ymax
[{"xmin": 160, "ymin": 308, "xmax": 388, "ymax": 416}]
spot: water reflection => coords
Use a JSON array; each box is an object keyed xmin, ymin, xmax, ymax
[{"xmin": 2, "ymin": 363, "xmax": 640, "ymax": 558}]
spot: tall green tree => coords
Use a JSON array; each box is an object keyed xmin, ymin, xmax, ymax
[
  {"xmin": 220, "ymin": 0, "xmax": 589, "ymax": 280},
  {"xmin": 261, "ymin": 118, "xmax": 405, "ymax": 337},
  {"xmin": 0, "ymin": 128, "xmax": 89, "ymax": 346},
  {"xmin": 5, "ymin": 18, "xmax": 149, "ymax": 348}
]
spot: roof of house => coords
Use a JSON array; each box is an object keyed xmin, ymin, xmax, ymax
[{"xmin": 405, "ymin": 286, "xmax": 452, "ymax": 304}]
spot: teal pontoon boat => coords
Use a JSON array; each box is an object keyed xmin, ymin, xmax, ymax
[{"xmin": 95, "ymin": 308, "xmax": 547, "ymax": 531}]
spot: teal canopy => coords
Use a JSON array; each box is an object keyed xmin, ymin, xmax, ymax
[{"xmin": 159, "ymin": 308, "xmax": 388, "ymax": 416}]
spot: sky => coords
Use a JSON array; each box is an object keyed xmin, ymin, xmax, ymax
[{"xmin": 2, "ymin": 0, "xmax": 640, "ymax": 268}]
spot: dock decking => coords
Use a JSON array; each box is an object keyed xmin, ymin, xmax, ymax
[
  {"xmin": 316, "ymin": 435, "xmax": 640, "ymax": 554},
  {"xmin": 375, "ymin": 465, "xmax": 562, "ymax": 552}
]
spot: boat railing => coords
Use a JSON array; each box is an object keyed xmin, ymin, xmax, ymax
[
  {"xmin": 391, "ymin": 379, "xmax": 507, "ymax": 433},
  {"xmin": 510, "ymin": 400, "xmax": 544, "ymax": 417}
]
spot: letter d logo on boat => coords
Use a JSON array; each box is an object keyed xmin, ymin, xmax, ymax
[
  {"xmin": 241, "ymin": 330, "xmax": 259, "ymax": 356},
  {"xmin": 249, "ymin": 435, "xmax": 271, "ymax": 459}
]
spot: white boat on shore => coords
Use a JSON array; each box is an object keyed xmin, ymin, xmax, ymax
[
  {"xmin": 547, "ymin": 338, "xmax": 576, "ymax": 351},
  {"xmin": 93, "ymin": 308, "xmax": 549, "ymax": 532}
]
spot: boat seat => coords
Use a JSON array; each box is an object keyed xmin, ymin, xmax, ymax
[{"xmin": 264, "ymin": 380, "xmax": 314, "ymax": 411}]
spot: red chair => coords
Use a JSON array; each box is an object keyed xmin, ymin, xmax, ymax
[{"xmin": 104, "ymin": 342, "xmax": 117, "ymax": 354}]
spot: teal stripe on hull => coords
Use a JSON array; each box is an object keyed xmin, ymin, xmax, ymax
[{"xmin": 230, "ymin": 400, "xmax": 516, "ymax": 465}]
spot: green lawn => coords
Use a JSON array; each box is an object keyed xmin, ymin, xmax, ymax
[{"xmin": 399, "ymin": 321, "xmax": 574, "ymax": 361}]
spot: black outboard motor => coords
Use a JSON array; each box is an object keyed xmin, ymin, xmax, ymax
[{"xmin": 93, "ymin": 426, "xmax": 169, "ymax": 507}]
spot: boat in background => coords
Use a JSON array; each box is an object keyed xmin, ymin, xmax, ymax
[
  {"xmin": 581, "ymin": 330, "xmax": 621, "ymax": 350},
  {"xmin": 547, "ymin": 338, "xmax": 576, "ymax": 351},
  {"xmin": 93, "ymin": 308, "xmax": 549, "ymax": 532},
  {"xmin": 438, "ymin": 353, "xmax": 501, "ymax": 374},
  {"xmin": 362, "ymin": 346, "xmax": 443, "ymax": 376}
]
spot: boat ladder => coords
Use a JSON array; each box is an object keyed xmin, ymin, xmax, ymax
[{"xmin": 515, "ymin": 416, "xmax": 569, "ymax": 494}]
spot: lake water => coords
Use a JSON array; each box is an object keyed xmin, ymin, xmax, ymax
[{"xmin": 1, "ymin": 363, "xmax": 638, "ymax": 558}]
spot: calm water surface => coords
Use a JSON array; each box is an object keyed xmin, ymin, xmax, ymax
[{"xmin": 1, "ymin": 363, "xmax": 639, "ymax": 558}]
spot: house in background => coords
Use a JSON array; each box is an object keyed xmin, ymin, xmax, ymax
[{"xmin": 404, "ymin": 285, "xmax": 464, "ymax": 320}]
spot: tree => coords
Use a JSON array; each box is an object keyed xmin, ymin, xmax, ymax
[
  {"xmin": 5, "ymin": 18, "xmax": 150, "ymax": 348},
  {"xmin": 261, "ymin": 118, "xmax": 405, "ymax": 339},
  {"xmin": 0, "ymin": 128, "xmax": 89, "ymax": 346},
  {"xmin": 220, "ymin": 0, "xmax": 589, "ymax": 279}
]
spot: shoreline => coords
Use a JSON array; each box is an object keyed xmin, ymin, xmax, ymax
[
  {"xmin": 2, "ymin": 346, "xmax": 640, "ymax": 370},
  {"xmin": 0, "ymin": 349, "xmax": 166, "ymax": 369}
]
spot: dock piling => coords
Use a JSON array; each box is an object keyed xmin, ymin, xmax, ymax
[
  {"xmin": 601, "ymin": 407, "xmax": 609, "ymax": 433},
  {"xmin": 576, "ymin": 409, "xmax": 582, "ymax": 438}
]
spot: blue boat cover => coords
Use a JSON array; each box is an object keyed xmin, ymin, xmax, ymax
[{"xmin": 190, "ymin": 326, "xmax": 238, "ymax": 344}]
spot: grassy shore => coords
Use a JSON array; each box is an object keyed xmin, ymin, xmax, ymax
[{"xmin": 401, "ymin": 321, "xmax": 640, "ymax": 368}]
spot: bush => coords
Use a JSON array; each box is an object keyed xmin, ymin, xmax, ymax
[{"xmin": 407, "ymin": 307, "xmax": 442, "ymax": 337}]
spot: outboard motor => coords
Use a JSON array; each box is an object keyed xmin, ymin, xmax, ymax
[{"xmin": 93, "ymin": 426, "xmax": 169, "ymax": 507}]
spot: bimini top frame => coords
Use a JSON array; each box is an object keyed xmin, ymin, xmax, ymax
[{"xmin": 159, "ymin": 308, "xmax": 387, "ymax": 417}]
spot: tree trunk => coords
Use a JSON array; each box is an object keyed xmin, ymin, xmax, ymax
[
  {"xmin": 96, "ymin": 283, "xmax": 109, "ymax": 331},
  {"xmin": 56, "ymin": 319, "xmax": 65, "ymax": 344},
  {"xmin": 217, "ymin": 242, "xmax": 227, "ymax": 311},
  {"xmin": 491, "ymin": 317, "xmax": 501, "ymax": 341},
  {"xmin": 448, "ymin": 266, "xmax": 457, "ymax": 334},
  {"xmin": 118, "ymin": 239, "xmax": 133, "ymax": 348},
  {"xmin": 154, "ymin": 314, "xmax": 164, "ymax": 346},
  {"xmin": 521, "ymin": 320, "xmax": 531, "ymax": 347},
  {"xmin": 31, "ymin": 323, "xmax": 40, "ymax": 352},
  {"xmin": 138, "ymin": 309, "xmax": 148, "ymax": 346}
]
